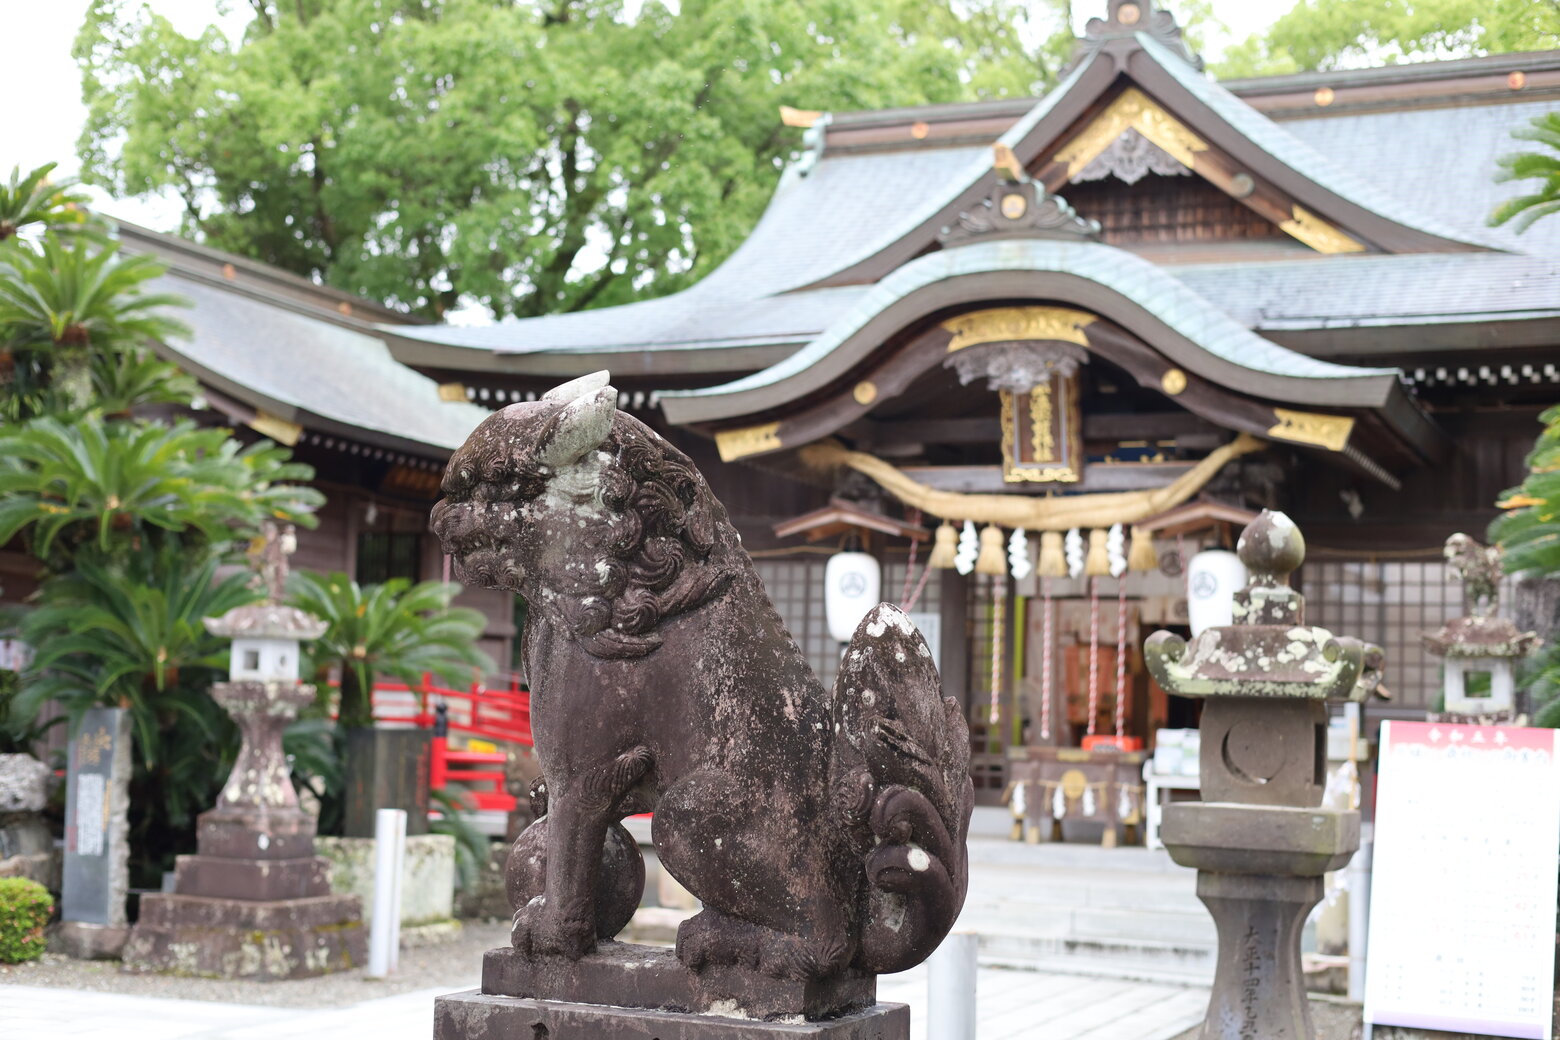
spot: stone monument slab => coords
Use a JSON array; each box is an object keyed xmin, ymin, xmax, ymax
[{"xmin": 58, "ymin": 707, "xmax": 131, "ymax": 958}]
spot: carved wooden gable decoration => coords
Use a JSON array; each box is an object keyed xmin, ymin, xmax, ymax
[{"xmin": 1036, "ymin": 87, "xmax": 1366, "ymax": 254}]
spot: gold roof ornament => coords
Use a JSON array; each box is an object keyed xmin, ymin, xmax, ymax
[{"xmin": 779, "ymin": 106, "xmax": 823, "ymax": 128}]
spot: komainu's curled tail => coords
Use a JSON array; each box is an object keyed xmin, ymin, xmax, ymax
[{"xmin": 830, "ymin": 604, "xmax": 974, "ymax": 974}]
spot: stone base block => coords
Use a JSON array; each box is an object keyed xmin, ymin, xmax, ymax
[
  {"xmin": 197, "ymin": 808, "xmax": 318, "ymax": 861},
  {"xmin": 435, "ymin": 990, "xmax": 910, "ymax": 1039},
  {"xmin": 316, "ymin": 833, "xmax": 455, "ymax": 929},
  {"xmin": 483, "ymin": 942, "xmax": 876, "ymax": 1021},
  {"xmin": 122, "ymin": 892, "xmax": 365, "ymax": 980},
  {"xmin": 1162, "ymin": 802, "xmax": 1359, "ymax": 876},
  {"xmin": 53, "ymin": 921, "xmax": 130, "ymax": 960},
  {"xmin": 0, "ymin": 851, "xmax": 54, "ymax": 888},
  {"xmin": 173, "ymin": 853, "xmax": 331, "ymax": 901}
]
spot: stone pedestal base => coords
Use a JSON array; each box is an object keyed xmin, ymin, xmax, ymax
[
  {"xmin": 1194, "ymin": 872, "xmax": 1325, "ymax": 1040},
  {"xmin": 122, "ymin": 892, "xmax": 365, "ymax": 980},
  {"xmin": 1164, "ymin": 801, "xmax": 1360, "ymax": 1040},
  {"xmin": 53, "ymin": 921, "xmax": 130, "ymax": 960},
  {"xmin": 435, "ymin": 990, "xmax": 910, "ymax": 1039},
  {"xmin": 122, "ymin": 797, "xmax": 366, "ymax": 979},
  {"xmin": 483, "ymin": 942, "xmax": 876, "ymax": 1021}
]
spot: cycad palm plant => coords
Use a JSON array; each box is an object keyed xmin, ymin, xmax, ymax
[
  {"xmin": 0, "ymin": 162, "xmax": 97, "ymax": 242},
  {"xmin": 17, "ymin": 547, "xmax": 257, "ymax": 761},
  {"xmin": 288, "ymin": 572, "xmax": 494, "ymax": 728},
  {"xmin": 1490, "ymin": 404, "xmax": 1560, "ymax": 725},
  {"xmin": 1490, "ymin": 112, "xmax": 1560, "ymax": 233},
  {"xmin": 0, "ymin": 417, "xmax": 322, "ymax": 565},
  {"xmin": 91, "ymin": 347, "xmax": 200, "ymax": 416},
  {"xmin": 0, "ymin": 236, "xmax": 189, "ymax": 413}
]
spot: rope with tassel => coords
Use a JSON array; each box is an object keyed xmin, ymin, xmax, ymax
[
  {"xmin": 899, "ymin": 509, "xmax": 921, "ymax": 605},
  {"xmin": 1087, "ymin": 576, "xmax": 1101, "ymax": 737},
  {"xmin": 1041, "ymin": 577, "xmax": 1054, "ymax": 741},
  {"xmin": 989, "ymin": 575, "xmax": 1005, "ymax": 727},
  {"xmin": 1115, "ymin": 578, "xmax": 1129, "ymax": 741}
]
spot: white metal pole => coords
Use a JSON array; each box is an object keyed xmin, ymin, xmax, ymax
[
  {"xmin": 1348, "ymin": 822, "xmax": 1373, "ymax": 1003},
  {"xmin": 367, "ymin": 807, "xmax": 408, "ymax": 978},
  {"xmin": 927, "ymin": 930, "xmax": 978, "ymax": 1040}
]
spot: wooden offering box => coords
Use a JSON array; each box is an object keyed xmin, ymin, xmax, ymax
[{"xmin": 1007, "ymin": 745, "xmax": 1147, "ymax": 848}]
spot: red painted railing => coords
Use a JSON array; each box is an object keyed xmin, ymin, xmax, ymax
[
  {"xmin": 367, "ymin": 672, "xmax": 533, "ymax": 747},
  {"xmin": 339, "ymin": 672, "xmax": 533, "ymax": 815},
  {"xmin": 429, "ymin": 737, "xmax": 514, "ymax": 812}
]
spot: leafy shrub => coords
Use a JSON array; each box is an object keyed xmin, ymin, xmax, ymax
[{"xmin": 0, "ymin": 877, "xmax": 52, "ymax": 963}]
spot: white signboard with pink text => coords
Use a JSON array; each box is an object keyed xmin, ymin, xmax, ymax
[{"xmin": 1365, "ymin": 721, "xmax": 1560, "ymax": 1039}]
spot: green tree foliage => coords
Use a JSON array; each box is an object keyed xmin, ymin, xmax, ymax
[
  {"xmin": 1490, "ymin": 112, "xmax": 1560, "ymax": 234},
  {"xmin": 1214, "ymin": 0, "xmax": 1560, "ymax": 78},
  {"xmin": 76, "ymin": 0, "xmax": 1064, "ymax": 320},
  {"xmin": 1490, "ymin": 404, "xmax": 1560, "ymax": 724},
  {"xmin": 288, "ymin": 572, "xmax": 494, "ymax": 728}
]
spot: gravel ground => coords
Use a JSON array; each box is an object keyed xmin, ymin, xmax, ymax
[{"xmin": 0, "ymin": 921, "xmax": 510, "ymax": 1009}]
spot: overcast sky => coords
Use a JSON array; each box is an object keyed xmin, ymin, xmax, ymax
[{"xmin": 2, "ymin": 0, "xmax": 1297, "ymax": 230}]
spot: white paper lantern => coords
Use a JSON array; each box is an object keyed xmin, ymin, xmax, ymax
[
  {"xmin": 1187, "ymin": 549, "xmax": 1248, "ymax": 637},
  {"xmin": 825, "ymin": 551, "xmax": 881, "ymax": 643}
]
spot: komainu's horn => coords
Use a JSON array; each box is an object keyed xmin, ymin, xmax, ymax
[{"xmin": 543, "ymin": 370, "xmax": 612, "ymax": 404}]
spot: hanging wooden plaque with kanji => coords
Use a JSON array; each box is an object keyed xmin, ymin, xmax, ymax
[{"xmin": 1000, "ymin": 373, "xmax": 1082, "ymax": 483}]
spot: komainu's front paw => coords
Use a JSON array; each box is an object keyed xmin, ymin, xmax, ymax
[{"xmin": 511, "ymin": 899, "xmax": 596, "ymax": 960}]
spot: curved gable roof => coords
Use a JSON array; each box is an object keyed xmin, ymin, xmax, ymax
[
  {"xmin": 660, "ymin": 239, "xmax": 1400, "ymax": 425},
  {"xmin": 1133, "ymin": 35, "xmax": 1505, "ymax": 252}
]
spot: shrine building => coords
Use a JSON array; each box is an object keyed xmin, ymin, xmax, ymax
[{"xmin": 77, "ymin": 1, "xmax": 1559, "ymax": 801}]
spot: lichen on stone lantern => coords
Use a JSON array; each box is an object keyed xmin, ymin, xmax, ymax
[
  {"xmin": 199, "ymin": 520, "xmax": 328, "ymax": 815},
  {"xmin": 1424, "ymin": 534, "xmax": 1541, "ymax": 721},
  {"xmin": 1142, "ymin": 510, "xmax": 1383, "ymax": 1040},
  {"xmin": 204, "ymin": 521, "xmax": 327, "ymax": 683}
]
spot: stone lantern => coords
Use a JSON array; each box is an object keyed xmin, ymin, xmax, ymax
[
  {"xmin": 122, "ymin": 522, "xmax": 366, "ymax": 980},
  {"xmin": 1145, "ymin": 510, "xmax": 1382, "ymax": 1039},
  {"xmin": 1425, "ymin": 533, "xmax": 1540, "ymax": 723}
]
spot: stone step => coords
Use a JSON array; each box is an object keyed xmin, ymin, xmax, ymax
[
  {"xmin": 959, "ymin": 902, "xmax": 1216, "ymax": 945},
  {"xmin": 973, "ymin": 930, "xmax": 1217, "ymax": 986},
  {"xmin": 966, "ymin": 836, "xmax": 1187, "ymax": 874},
  {"xmin": 964, "ymin": 868, "xmax": 1203, "ymax": 913}
]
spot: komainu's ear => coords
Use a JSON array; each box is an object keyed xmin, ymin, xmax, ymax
[{"xmin": 538, "ymin": 385, "xmax": 617, "ymax": 468}]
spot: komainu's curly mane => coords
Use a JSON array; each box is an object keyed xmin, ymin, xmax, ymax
[{"xmin": 441, "ymin": 412, "xmax": 736, "ymax": 658}]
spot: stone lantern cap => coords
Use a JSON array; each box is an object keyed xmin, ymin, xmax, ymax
[
  {"xmin": 1145, "ymin": 510, "xmax": 1383, "ymax": 702},
  {"xmin": 204, "ymin": 602, "xmax": 328, "ymax": 642},
  {"xmin": 1423, "ymin": 614, "xmax": 1540, "ymax": 659}
]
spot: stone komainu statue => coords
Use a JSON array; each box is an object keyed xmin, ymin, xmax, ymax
[{"xmin": 432, "ymin": 371, "xmax": 972, "ymax": 982}]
